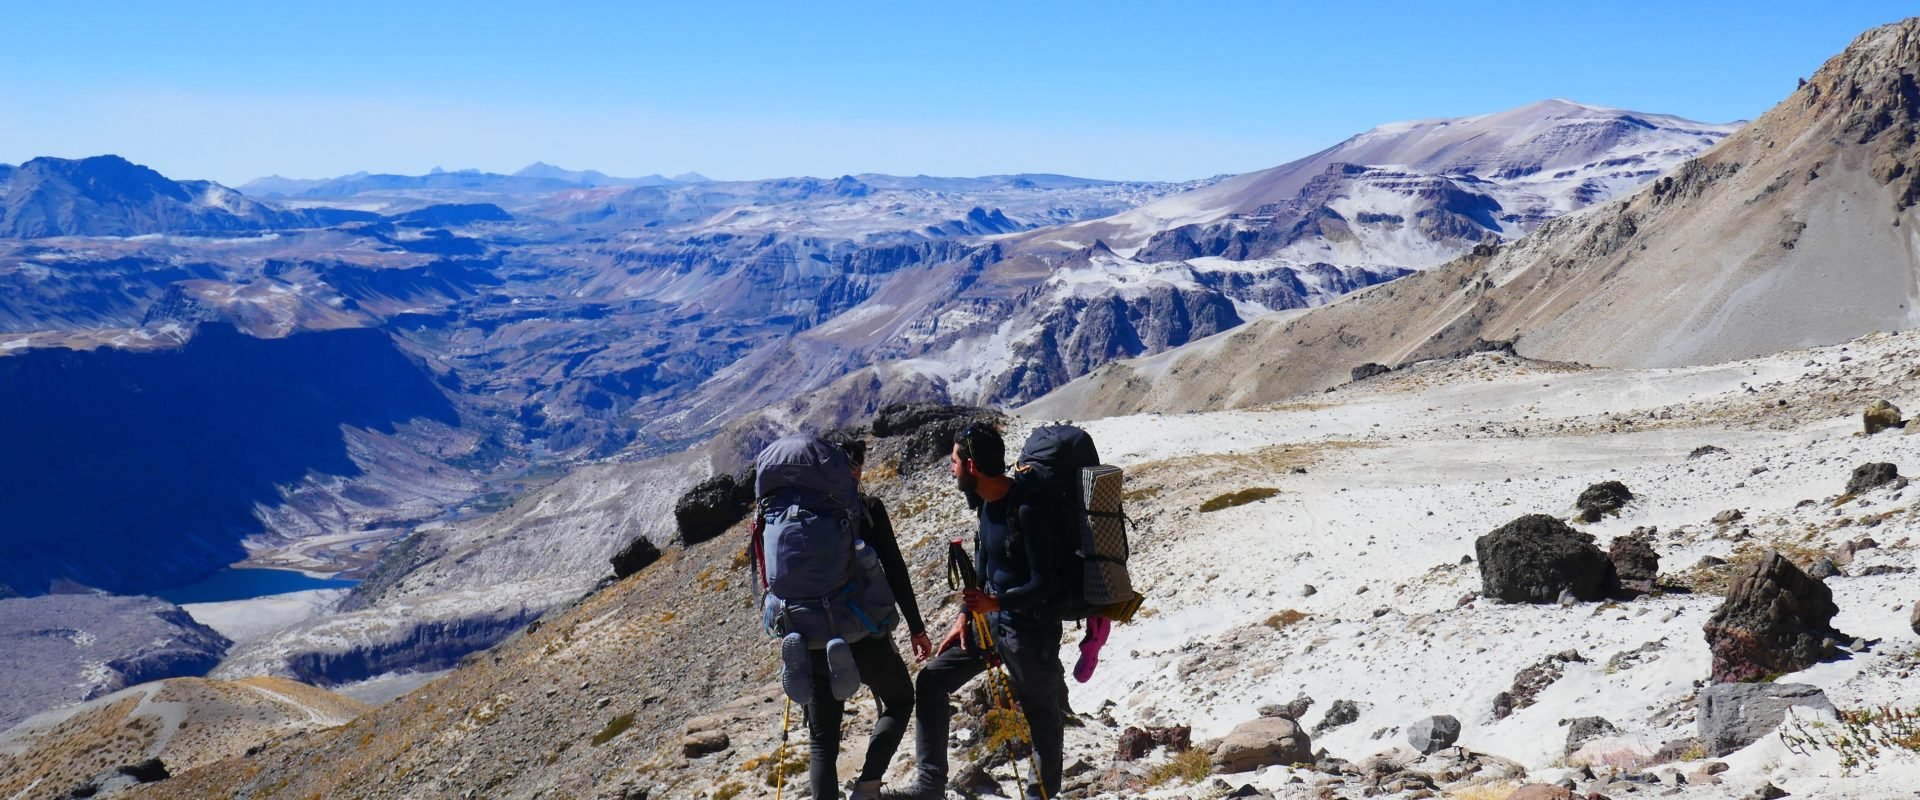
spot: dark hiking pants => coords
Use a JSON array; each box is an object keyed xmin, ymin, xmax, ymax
[
  {"xmin": 910, "ymin": 612, "xmax": 1065, "ymax": 800},
  {"xmin": 805, "ymin": 635, "xmax": 914, "ymax": 799}
]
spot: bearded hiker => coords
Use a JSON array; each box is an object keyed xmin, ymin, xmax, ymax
[{"xmin": 886, "ymin": 422, "xmax": 1069, "ymax": 800}]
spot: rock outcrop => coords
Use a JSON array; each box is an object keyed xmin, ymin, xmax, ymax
[
  {"xmin": 1314, "ymin": 699, "xmax": 1362, "ymax": 734},
  {"xmin": 1351, "ymin": 363, "xmax": 1392, "ymax": 382},
  {"xmin": 1406, "ymin": 715, "xmax": 1462, "ymax": 754},
  {"xmin": 1476, "ymin": 515, "xmax": 1614, "ymax": 603},
  {"xmin": 1575, "ymin": 481, "xmax": 1633, "ymax": 522},
  {"xmin": 1212, "ymin": 717, "xmax": 1312, "ymax": 772},
  {"xmin": 1863, "ymin": 399, "xmax": 1904, "ymax": 434},
  {"xmin": 870, "ymin": 402, "xmax": 999, "ymax": 472},
  {"xmin": 1698, "ymin": 682, "xmax": 1835, "ymax": 756},
  {"xmin": 1703, "ymin": 552, "xmax": 1848, "ymax": 683},
  {"xmin": 1608, "ymin": 529, "xmax": 1661, "ymax": 597},
  {"xmin": 673, "ymin": 472, "xmax": 753, "ymax": 545},
  {"xmin": 1846, "ymin": 462, "xmax": 1902, "ymax": 495},
  {"xmin": 609, "ymin": 536, "xmax": 663, "ymax": 579},
  {"xmin": 1564, "ymin": 716, "xmax": 1619, "ymax": 757}
]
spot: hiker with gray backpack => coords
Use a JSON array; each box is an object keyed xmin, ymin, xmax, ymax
[
  {"xmin": 886, "ymin": 422, "xmax": 1142, "ymax": 800},
  {"xmin": 750, "ymin": 432, "xmax": 931, "ymax": 800}
]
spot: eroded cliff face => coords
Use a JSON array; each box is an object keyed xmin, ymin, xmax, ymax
[
  {"xmin": 279, "ymin": 611, "xmax": 546, "ymax": 687},
  {"xmin": 0, "ymin": 322, "xmax": 466, "ymax": 596},
  {"xmin": 984, "ymin": 284, "xmax": 1242, "ymax": 405},
  {"xmin": 975, "ymin": 254, "xmax": 1410, "ymax": 407}
]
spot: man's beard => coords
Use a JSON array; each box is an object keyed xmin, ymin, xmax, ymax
[{"xmin": 956, "ymin": 470, "xmax": 984, "ymax": 510}]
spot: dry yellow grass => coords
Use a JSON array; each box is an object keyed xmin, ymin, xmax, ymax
[
  {"xmin": 1263, "ymin": 609, "xmax": 1310, "ymax": 631},
  {"xmin": 1145, "ymin": 747, "xmax": 1213, "ymax": 786},
  {"xmin": 1445, "ymin": 782, "xmax": 1520, "ymax": 800}
]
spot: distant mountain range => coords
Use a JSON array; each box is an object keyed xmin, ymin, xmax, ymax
[
  {"xmin": 234, "ymin": 164, "xmax": 1131, "ymax": 200},
  {"xmin": 0, "ymin": 156, "xmax": 379, "ymax": 238}
]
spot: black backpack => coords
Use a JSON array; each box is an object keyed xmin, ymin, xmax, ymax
[{"xmin": 1011, "ymin": 425, "xmax": 1143, "ymax": 622}]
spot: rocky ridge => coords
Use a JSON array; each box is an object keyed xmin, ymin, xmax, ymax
[{"xmin": 99, "ymin": 322, "xmax": 1920, "ymax": 799}]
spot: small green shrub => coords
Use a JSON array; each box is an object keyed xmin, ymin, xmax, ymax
[
  {"xmin": 1783, "ymin": 705, "xmax": 1920, "ymax": 774},
  {"xmin": 1199, "ymin": 487, "xmax": 1280, "ymax": 513},
  {"xmin": 591, "ymin": 712, "xmax": 635, "ymax": 746}
]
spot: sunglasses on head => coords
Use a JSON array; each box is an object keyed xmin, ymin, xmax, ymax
[{"xmin": 957, "ymin": 421, "xmax": 989, "ymax": 459}]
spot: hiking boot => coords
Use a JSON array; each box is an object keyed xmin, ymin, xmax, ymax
[
  {"xmin": 878, "ymin": 777, "xmax": 945, "ymax": 800},
  {"xmin": 825, "ymin": 637, "xmax": 861, "ymax": 700},
  {"xmin": 848, "ymin": 779, "xmax": 882, "ymax": 800},
  {"xmin": 780, "ymin": 632, "xmax": 812, "ymax": 705}
]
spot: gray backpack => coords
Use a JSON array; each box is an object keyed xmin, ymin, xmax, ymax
[{"xmin": 750, "ymin": 434, "xmax": 897, "ymax": 648}]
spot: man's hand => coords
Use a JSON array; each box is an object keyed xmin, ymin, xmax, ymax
[
  {"xmin": 962, "ymin": 588, "xmax": 1002, "ymax": 614},
  {"xmin": 910, "ymin": 632, "xmax": 933, "ymax": 662},
  {"xmin": 936, "ymin": 614, "xmax": 967, "ymax": 654}
]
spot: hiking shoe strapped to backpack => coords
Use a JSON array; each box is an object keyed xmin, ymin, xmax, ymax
[
  {"xmin": 751, "ymin": 434, "xmax": 899, "ymax": 703},
  {"xmin": 780, "ymin": 632, "xmax": 813, "ymax": 705}
]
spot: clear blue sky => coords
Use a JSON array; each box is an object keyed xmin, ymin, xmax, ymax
[{"xmin": 0, "ymin": 2, "xmax": 1909, "ymax": 185}]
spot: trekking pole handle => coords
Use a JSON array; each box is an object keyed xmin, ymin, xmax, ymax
[{"xmin": 948, "ymin": 538, "xmax": 982, "ymax": 592}]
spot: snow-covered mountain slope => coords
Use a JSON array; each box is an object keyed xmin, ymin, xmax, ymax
[
  {"xmin": 1013, "ymin": 99, "xmax": 1737, "ymax": 268},
  {"xmin": 1029, "ymin": 19, "xmax": 1920, "ymax": 420},
  {"xmin": 134, "ymin": 324, "xmax": 1920, "ymax": 800},
  {"xmin": 646, "ymin": 98, "xmax": 1737, "ymax": 427},
  {"xmin": 524, "ymin": 173, "xmax": 1221, "ymax": 242}
]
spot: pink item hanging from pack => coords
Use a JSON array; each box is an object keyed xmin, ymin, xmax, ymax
[{"xmin": 1074, "ymin": 616, "xmax": 1111, "ymax": 683}]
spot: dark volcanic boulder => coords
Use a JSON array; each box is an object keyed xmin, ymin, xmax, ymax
[
  {"xmin": 118, "ymin": 758, "xmax": 170, "ymax": 783},
  {"xmin": 1703, "ymin": 551, "xmax": 1848, "ymax": 683},
  {"xmin": 1698, "ymin": 682, "xmax": 1834, "ymax": 756},
  {"xmin": 1564, "ymin": 717, "xmax": 1618, "ymax": 757},
  {"xmin": 871, "ymin": 402, "xmax": 982, "ymax": 437},
  {"xmin": 1314, "ymin": 699, "xmax": 1362, "ymax": 734},
  {"xmin": 1575, "ymin": 481, "xmax": 1633, "ymax": 522},
  {"xmin": 1476, "ymin": 514, "xmax": 1614, "ymax": 603},
  {"xmin": 1608, "ymin": 529, "xmax": 1660, "ymax": 598},
  {"xmin": 1406, "ymin": 715, "xmax": 1461, "ymax": 754},
  {"xmin": 1846, "ymin": 462, "xmax": 1901, "ymax": 495},
  {"xmin": 673, "ymin": 472, "xmax": 753, "ymax": 545},
  {"xmin": 609, "ymin": 536, "xmax": 663, "ymax": 579},
  {"xmin": 1350, "ymin": 363, "xmax": 1392, "ymax": 382},
  {"xmin": 870, "ymin": 403, "xmax": 998, "ymax": 473}
]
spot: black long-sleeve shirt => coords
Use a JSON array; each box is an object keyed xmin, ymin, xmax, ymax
[
  {"xmin": 861, "ymin": 494, "xmax": 926, "ymax": 637},
  {"xmin": 975, "ymin": 487, "xmax": 1056, "ymax": 613}
]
